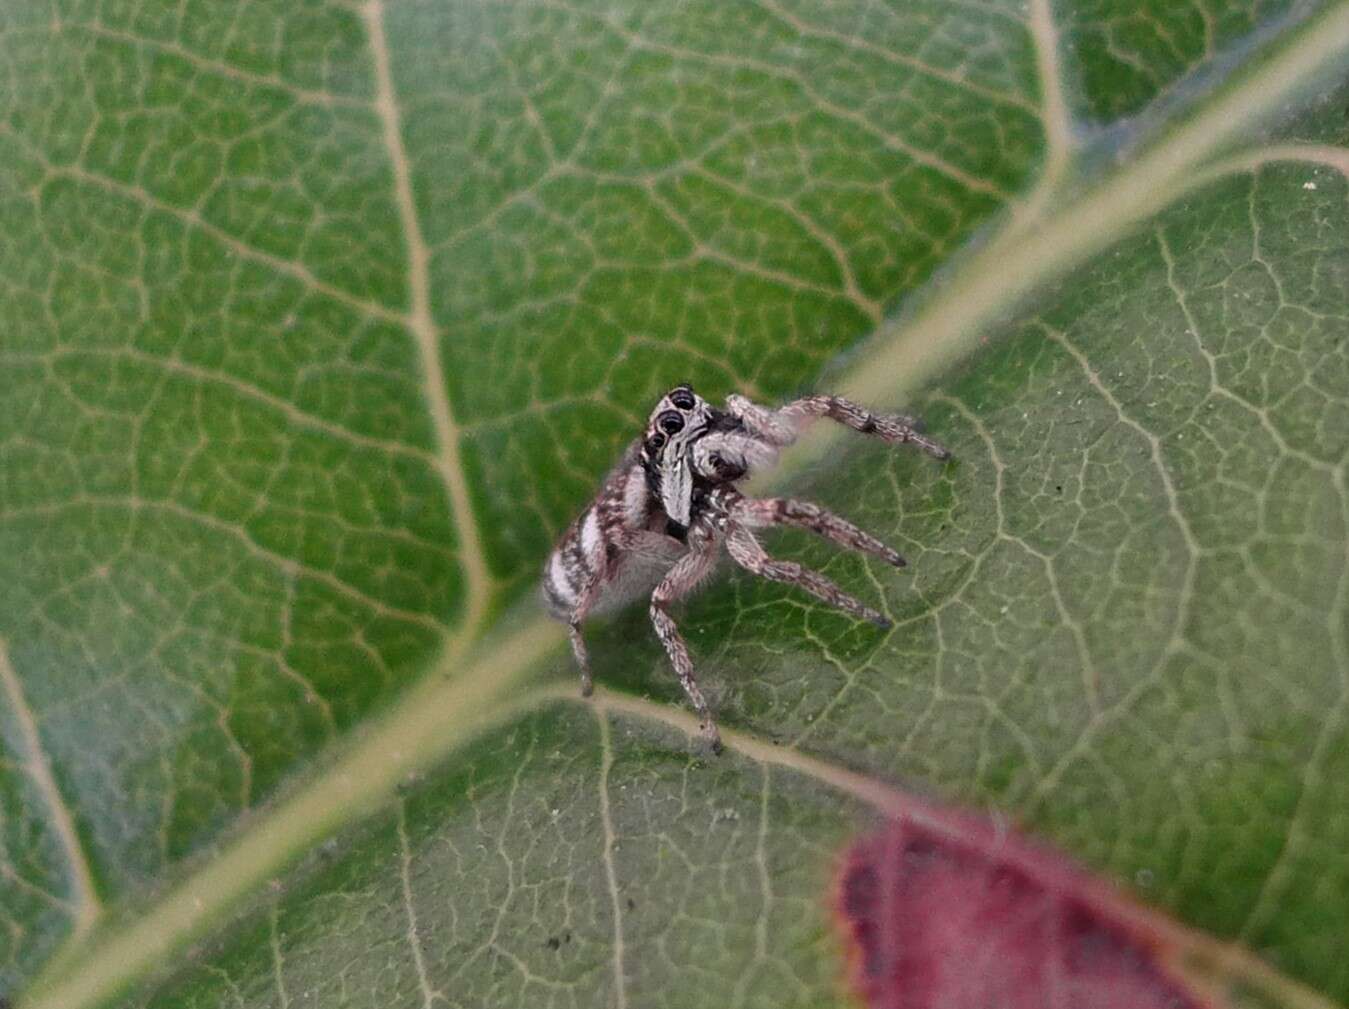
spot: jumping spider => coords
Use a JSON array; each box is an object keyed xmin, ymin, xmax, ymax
[{"xmin": 544, "ymin": 386, "xmax": 950, "ymax": 752}]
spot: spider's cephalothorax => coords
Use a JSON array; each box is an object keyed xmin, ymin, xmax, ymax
[
  {"xmin": 544, "ymin": 385, "xmax": 950, "ymax": 752},
  {"xmin": 638, "ymin": 384, "xmax": 720, "ymax": 533}
]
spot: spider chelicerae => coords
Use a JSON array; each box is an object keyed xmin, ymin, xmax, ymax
[{"xmin": 543, "ymin": 385, "xmax": 950, "ymax": 752}]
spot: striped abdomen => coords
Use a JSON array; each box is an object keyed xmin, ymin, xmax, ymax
[
  {"xmin": 542, "ymin": 505, "xmax": 604, "ymax": 618},
  {"xmin": 543, "ymin": 448, "xmax": 682, "ymax": 620}
]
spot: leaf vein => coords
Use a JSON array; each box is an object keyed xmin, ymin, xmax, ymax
[
  {"xmin": 0, "ymin": 637, "xmax": 102, "ymax": 937},
  {"xmin": 360, "ymin": 0, "xmax": 494, "ymax": 640},
  {"xmin": 595, "ymin": 709, "xmax": 629, "ymax": 1009},
  {"xmin": 749, "ymin": 0, "xmax": 1039, "ymax": 114},
  {"xmin": 33, "ymin": 161, "xmax": 408, "ymax": 326},
  {"xmin": 939, "ymin": 391, "xmax": 1103, "ymax": 714},
  {"xmin": 2, "ymin": 497, "xmax": 448, "ymax": 632},
  {"xmin": 45, "ymin": 346, "xmax": 440, "ymax": 467},
  {"xmin": 65, "ymin": 20, "xmax": 373, "ymax": 111},
  {"xmin": 396, "ymin": 798, "xmax": 442, "ymax": 1009}
]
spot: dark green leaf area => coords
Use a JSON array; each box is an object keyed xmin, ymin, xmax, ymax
[
  {"xmin": 1058, "ymin": 0, "xmax": 1309, "ymax": 121},
  {"xmin": 0, "ymin": 13, "xmax": 402, "ymax": 308}
]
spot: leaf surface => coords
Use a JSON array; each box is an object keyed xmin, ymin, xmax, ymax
[{"xmin": 1, "ymin": 0, "xmax": 1347, "ymax": 1006}]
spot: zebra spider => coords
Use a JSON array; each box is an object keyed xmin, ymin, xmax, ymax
[{"xmin": 543, "ymin": 386, "xmax": 950, "ymax": 752}]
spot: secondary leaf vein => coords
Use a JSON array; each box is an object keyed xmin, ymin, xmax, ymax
[
  {"xmin": 360, "ymin": 0, "xmax": 494, "ymax": 640},
  {"xmin": 0, "ymin": 637, "xmax": 102, "ymax": 937},
  {"xmin": 595, "ymin": 710, "xmax": 629, "ymax": 1009}
]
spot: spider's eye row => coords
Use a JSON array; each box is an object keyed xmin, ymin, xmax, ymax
[
  {"xmin": 645, "ymin": 432, "xmax": 666, "ymax": 452},
  {"xmin": 658, "ymin": 411, "xmax": 685, "ymax": 434},
  {"xmin": 669, "ymin": 389, "xmax": 696, "ymax": 410}
]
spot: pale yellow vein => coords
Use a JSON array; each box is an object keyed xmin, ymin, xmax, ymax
[
  {"xmin": 683, "ymin": 163, "xmax": 882, "ymax": 321},
  {"xmin": 268, "ymin": 900, "xmax": 290, "ymax": 1009},
  {"xmin": 541, "ymin": 0, "xmax": 1012, "ymax": 199},
  {"xmin": 68, "ymin": 20, "xmax": 373, "ymax": 110},
  {"xmin": 1024, "ymin": 318, "xmax": 1208, "ymax": 798},
  {"xmin": 39, "ymin": 162, "xmax": 407, "ymax": 327},
  {"xmin": 360, "ymin": 0, "xmax": 494, "ymax": 640},
  {"xmin": 83, "ymin": 345, "xmax": 439, "ymax": 467},
  {"xmin": 1017, "ymin": 0, "xmax": 1073, "ymax": 225},
  {"xmin": 750, "ymin": 0, "xmax": 1040, "ymax": 115},
  {"xmin": 21, "ymin": 619, "xmax": 563, "ymax": 1009},
  {"xmin": 803, "ymin": 2, "xmax": 1349, "ymax": 480},
  {"xmin": 938, "ymin": 391, "xmax": 1103, "ymax": 715},
  {"xmin": 0, "ymin": 638, "xmax": 102, "ymax": 936},
  {"xmin": 1197, "ymin": 143, "xmax": 1349, "ymax": 182},
  {"xmin": 0, "ymin": 497, "xmax": 446, "ymax": 633},
  {"xmin": 396, "ymin": 799, "xmax": 441, "ymax": 1009},
  {"xmin": 595, "ymin": 710, "xmax": 629, "ymax": 1009}
]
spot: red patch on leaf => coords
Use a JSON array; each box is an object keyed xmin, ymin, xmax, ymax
[{"xmin": 835, "ymin": 814, "xmax": 1210, "ymax": 1009}]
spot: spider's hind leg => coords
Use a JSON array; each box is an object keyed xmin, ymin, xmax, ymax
[
  {"xmin": 565, "ymin": 576, "xmax": 602, "ymax": 698},
  {"xmin": 732, "ymin": 496, "xmax": 907, "ymax": 567},
  {"xmin": 725, "ymin": 525, "xmax": 891, "ymax": 628}
]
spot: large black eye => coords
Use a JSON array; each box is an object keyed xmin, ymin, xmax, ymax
[
  {"xmin": 645, "ymin": 432, "xmax": 666, "ymax": 453},
  {"xmin": 658, "ymin": 411, "xmax": 685, "ymax": 434},
  {"xmin": 669, "ymin": 388, "xmax": 695, "ymax": 410}
]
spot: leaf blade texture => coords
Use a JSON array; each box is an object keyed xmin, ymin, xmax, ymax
[{"xmin": 1, "ymin": 0, "xmax": 1347, "ymax": 1006}]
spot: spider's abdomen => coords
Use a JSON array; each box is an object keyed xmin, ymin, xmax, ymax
[
  {"xmin": 542, "ymin": 500, "xmax": 685, "ymax": 619},
  {"xmin": 542, "ymin": 506, "xmax": 600, "ymax": 618},
  {"xmin": 543, "ymin": 453, "xmax": 676, "ymax": 620}
]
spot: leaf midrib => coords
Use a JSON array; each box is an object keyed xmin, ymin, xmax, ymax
[
  {"xmin": 815, "ymin": 0, "xmax": 1349, "ymax": 473},
  {"xmin": 21, "ymin": 2, "xmax": 1349, "ymax": 1005}
]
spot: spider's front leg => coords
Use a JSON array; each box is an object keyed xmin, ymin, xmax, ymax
[
  {"xmin": 732, "ymin": 496, "xmax": 908, "ymax": 567},
  {"xmin": 648, "ymin": 535, "xmax": 723, "ymax": 753},
  {"xmin": 726, "ymin": 393, "xmax": 950, "ymax": 459},
  {"xmin": 725, "ymin": 524, "xmax": 891, "ymax": 628}
]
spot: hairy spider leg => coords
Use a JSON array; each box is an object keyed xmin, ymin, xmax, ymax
[
  {"xmin": 725, "ymin": 525, "xmax": 892, "ymax": 628},
  {"xmin": 559, "ymin": 522, "xmax": 687, "ymax": 697},
  {"xmin": 727, "ymin": 394, "xmax": 950, "ymax": 459},
  {"xmin": 648, "ymin": 538, "xmax": 723, "ymax": 753},
  {"xmin": 733, "ymin": 496, "xmax": 907, "ymax": 567}
]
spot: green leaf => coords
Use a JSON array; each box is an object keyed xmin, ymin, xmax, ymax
[{"xmin": 2, "ymin": 0, "xmax": 1347, "ymax": 1006}]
